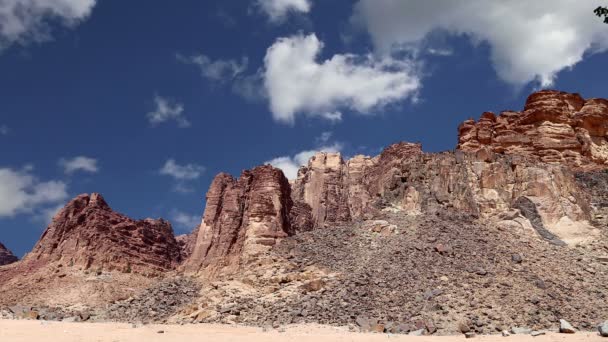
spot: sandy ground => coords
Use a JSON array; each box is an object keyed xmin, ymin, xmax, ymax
[{"xmin": 0, "ymin": 320, "xmax": 606, "ymax": 342}]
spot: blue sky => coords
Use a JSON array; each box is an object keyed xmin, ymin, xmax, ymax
[{"xmin": 1, "ymin": 0, "xmax": 607, "ymax": 257}]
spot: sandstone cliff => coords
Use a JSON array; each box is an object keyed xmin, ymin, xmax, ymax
[
  {"xmin": 24, "ymin": 193, "xmax": 181, "ymax": 274},
  {"xmin": 0, "ymin": 242, "xmax": 18, "ymax": 266},
  {"xmin": 182, "ymin": 165, "xmax": 294, "ymax": 274},
  {"xmin": 290, "ymin": 147, "xmax": 597, "ymax": 245},
  {"xmin": 458, "ymin": 90, "xmax": 608, "ymax": 170}
]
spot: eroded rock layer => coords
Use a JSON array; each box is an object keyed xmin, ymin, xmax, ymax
[
  {"xmin": 0, "ymin": 242, "xmax": 18, "ymax": 266},
  {"xmin": 289, "ymin": 145, "xmax": 596, "ymax": 246},
  {"xmin": 457, "ymin": 90, "xmax": 608, "ymax": 169},
  {"xmin": 24, "ymin": 193, "xmax": 181, "ymax": 274},
  {"xmin": 182, "ymin": 165, "xmax": 294, "ymax": 274}
]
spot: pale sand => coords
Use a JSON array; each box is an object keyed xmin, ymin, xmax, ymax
[{"xmin": 0, "ymin": 320, "xmax": 605, "ymax": 342}]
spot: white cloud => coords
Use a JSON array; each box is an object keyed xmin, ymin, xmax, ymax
[
  {"xmin": 353, "ymin": 0, "xmax": 608, "ymax": 87},
  {"xmin": 266, "ymin": 142, "xmax": 343, "ymax": 180},
  {"xmin": 147, "ymin": 95, "xmax": 190, "ymax": 128},
  {"xmin": 0, "ymin": 167, "xmax": 68, "ymax": 218},
  {"xmin": 59, "ymin": 156, "xmax": 98, "ymax": 174},
  {"xmin": 315, "ymin": 131, "xmax": 333, "ymax": 144},
  {"xmin": 0, "ymin": 0, "xmax": 96, "ymax": 51},
  {"xmin": 35, "ymin": 203, "xmax": 64, "ymax": 225},
  {"xmin": 160, "ymin": 159, "xmax": 205, "ymax": 181},
  {"xmin": 171, "ymin": 210, "xmax": 201, "ymax": 230},
  {"xmin": 0, "ymin": 125, "xmax": 8, "ymax": 135},
  {"xmin": 176, "ymin": 53, "xmax": 248, "ymax": 82},
  {"xmin": 263, "ymin": 33, "xmax": 420, "ymax": 124},
  {"xmin": 256, "ymin": 0, "xmax": 311, "ymax": 22}
]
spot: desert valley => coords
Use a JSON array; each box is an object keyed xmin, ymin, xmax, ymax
[{"xmin": 2, "ymin": 90, "xmax": 608, "ymax": 340}]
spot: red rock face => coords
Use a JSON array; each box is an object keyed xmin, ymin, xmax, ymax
[
  {"xmin": 176, "ymin": 226, "xmax": 199, "ymax": 260},
  {"xmin": 290, "ymin": 143, "xmax": 423, "ymax": 229},
  {"xmin": 457, "ymin": 90, "xmax": 608, "ymax": 170},
  {"xmin": 24, "ymin": 193, "xmax": 181, "ymax": 274},
  {"xmin": 0, "ymin": 242, "xmax": 18, "ymax": 266},
  {"xmin": 182, "ymin": 165, "xmax": 294, "ymax": 274}
]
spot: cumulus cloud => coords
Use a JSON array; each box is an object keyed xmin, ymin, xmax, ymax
[
  {"xmin": 266, "ymin": 142, "xmax": 343, "ymax": 180},
  {"xmin": 0, "ymin": 167, "xmax": 68, "ymax": 218},
  {"xmin": 263, "ymin": 33, "xmax": 420, "ymax": 124},
  {"xmin": 256, "ymin": 0, "xmax": 311, "ymax": 22},
  {"xmin": 59, "ymin": 156, "xmax": 98, "ymax": 174},
  {"xmin": 147, "ymin": 95, "xmax": 190, "ymax": 128},
  {"xmin": 171, "ymin": 210, "xmax": 201, "ymax": 230},
  {"xmin": 0, "ymin": 0, "xmax": 96, "ymax": 51},
  {"xmin": 352, "ymin": 0, "xmax": 608, "ymax": 87},
  {"xmin": 176, "ymin": 53, "xmax": 248, "ymax": 82},
  {"xmin": 35, "ymin": 203, "xmax": 64, "ymax": 225},
  {"xmin": 160, "ymin": 159, "xmax": 205, "ymax": 181},
  {"xmin": 159, "ymin": 159, "xmax": 205, "ymax": 193}
]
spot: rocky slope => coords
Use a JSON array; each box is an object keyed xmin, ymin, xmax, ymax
[
  {"xmin": 0, "ymin": 242, "xmax": 18, "ymax": 266},
  {"xmin": 458, "ymin": 90, "xmax": 608, "ymax": 170},
  {"xmin": 177, "ymin": 209, "xmax": 608, "ymax": 335},
  {"xmin": 0, "ymin": 193, "xmax": 183, "ymax": 308}
]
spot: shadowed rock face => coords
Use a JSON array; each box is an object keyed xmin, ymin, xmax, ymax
[
  {"xmin": 24, "ymin": 193, "xmax": 181, "ymax": 274},
  {"xmin": 0, "ymin": 242, "xmax": 18, "ymax": 266},
  {"xmin": 457, "ymin": 90, "xmax": 608, "ymax": 170},
  {"xmin": 182, "ymin": 165, "xmax": 294, "ymax": 274}
]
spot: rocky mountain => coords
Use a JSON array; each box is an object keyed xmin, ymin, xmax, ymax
[
  {"xmin": 24, "ymin": 193, "xmax": 182, "ymax": 274},
  {"xmin": 2, "ymin": 89, "xmax": 608, "ymax": 335},
  {"xmin": 458, "ymin": 90, "xmax": 608, "ymax": 170},
  {"xmin": 0, "ymin": 242, "xmax": 18, "ymax": 266}
]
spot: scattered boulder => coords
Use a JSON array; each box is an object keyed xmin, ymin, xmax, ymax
[
  {"xmin": 511, "ymin": 327, "xmax": 532, "ymax": 334},
  {"xmin": 598, "ymin": 321, "xmax": 608, "ymax": 337},
  {"xmin": 559, "ymin": 319, "xmax": 576, "ymax": 334}
]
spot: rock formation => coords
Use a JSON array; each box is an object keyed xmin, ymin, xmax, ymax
[
  {"xmin": 24, "ymin": 193, "xmax": 181, "ymax": 274},
  {"xmin": 0, "ymin": 242, "xmax": 18, "ymax": 266},
  {"xmin": 176, "ymin": 227, "xmax": 199, "ymax": 260},
  {"xmin": 457, "ymin": 90, "xmax": 608, "ymax": 170},
  {"xmin": 182, "ymin": 165, "xmax": 294, "ymax": 274},
  {"xmin": 288, "ymin": 144, "xmax": 597, "ymax": 245}
]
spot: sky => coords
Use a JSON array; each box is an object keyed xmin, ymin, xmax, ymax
[{"xmin": 1, "ymin": 0, "xmax": 608, "ymax": 257}]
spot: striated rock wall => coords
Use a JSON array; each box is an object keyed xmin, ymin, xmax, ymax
[
  {"xmin": 457, "ymin": 90, "xmax": 608, "ymax": 170},
  {"xmin": 0, "ymin": 242, "xmax": 18, "ymax": 266},
  {"xmin": 289, "ymin": 144, "xmax": 597, "ymax": 245},
  {"xmin": 182, "ymin": 165, "xmax": 294, "ymax": 274},
  {"xmin": 24, "ymin": 193, "xmax": 182, "ymax": 274}
]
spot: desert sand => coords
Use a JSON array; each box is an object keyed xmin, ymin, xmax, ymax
[{"xmin": 0, "ymin": 320, "xmax": 605, "ymax": 342}]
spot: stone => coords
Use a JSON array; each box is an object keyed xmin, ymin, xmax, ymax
[
  {"xmin": 511, "ymin": 327, "xmax": 532, "ymax": 334},
  {"xmin": 559, "ymin": 319, "xmax": 576, "ymax": 333},
  {"xmin": 408, "ymin": 329, "xmax": 425, "ymax": 336},
  {"xmin": 501, "ymin": 330, "xmax": 510, "ymax": 337},
  {"xmin": 597, "ymin": 321, "xmax": 608, "ymax": 337},
  {"xmin": 531, "ymin": 331, "xmax": 545, "ymax": 336},
  {"xmin": 465, "ymin": 332, "xmax": 476, "ymax": 338},
  {"xmin": 511, "ymin": 253, "xmax": 523, "ymax": 264},
  {"xmin": 301, "ymin": 279, "xmax": 325, "ymax": 292},
  {"xmin": 0, "ymin": 242, "xmax": 18, "ymax": 266}
]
